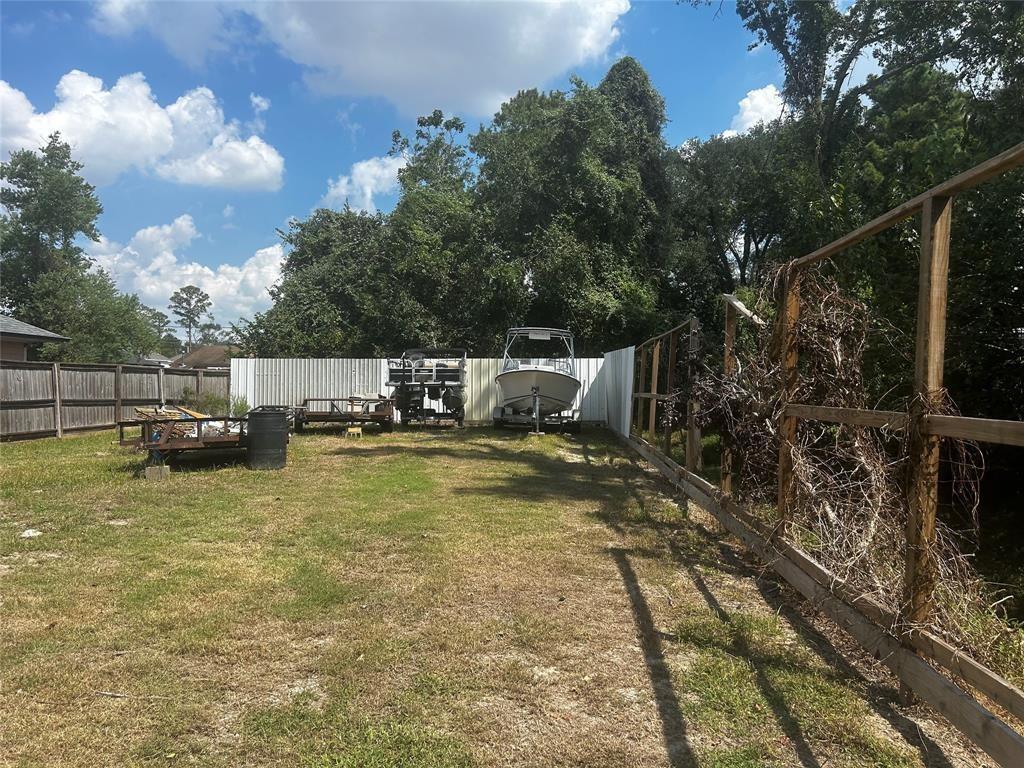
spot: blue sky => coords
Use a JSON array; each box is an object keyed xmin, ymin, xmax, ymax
[{"xmin": 1, "ymin": 1, "xmax": 786, "ymax": 324}]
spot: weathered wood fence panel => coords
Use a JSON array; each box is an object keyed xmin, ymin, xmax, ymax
[{"xmin": 0, "ymin": 360, "xmax": 228, "ymax": 441}]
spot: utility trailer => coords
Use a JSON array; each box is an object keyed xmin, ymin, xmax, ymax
[
  {"xmin": 387, "ymin": 348, "xmax": 467, "ymax": 427},
  {"xmin": 292, "ymin": 397, "xmax": 394, "ymax": 432}
]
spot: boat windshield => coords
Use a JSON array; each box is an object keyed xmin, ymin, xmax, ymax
[
  {"xmin": 500, "ymin": 329, "xmax": 576, "ymax": 377},
  {"xmin": 502, "ymin": 357, "xmax": 575, "ymax": 376}
]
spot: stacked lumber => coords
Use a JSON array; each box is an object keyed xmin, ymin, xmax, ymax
[{"xmin": 133, "ymin": 406, "xmax": 206, "ymax": 440}]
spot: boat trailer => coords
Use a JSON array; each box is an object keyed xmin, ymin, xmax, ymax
[{"xmin": 387, "ymin": 348, "xmax": 467, "ymax": 427}]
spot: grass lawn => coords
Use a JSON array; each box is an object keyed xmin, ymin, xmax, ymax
[{"xmin": 0, "ymin": 428, "xmax": 983, "ymax": 767}]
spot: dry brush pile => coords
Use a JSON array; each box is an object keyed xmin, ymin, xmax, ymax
[{"xmin": 689, "ymin": 267, "xmax": 1024, "ymax": 687}]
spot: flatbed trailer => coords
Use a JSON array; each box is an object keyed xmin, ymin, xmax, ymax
[
  {"xmin": 293, "ymin": 397, "xmax": 394, "ymax": 432},
  {"xmin": 118, "ymin": 416, "xmax": 248, "ymax": 464}
]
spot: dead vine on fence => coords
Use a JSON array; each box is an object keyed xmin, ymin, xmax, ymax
[{"xmin": 691, "ymin": 266, "xmax": 1023, "ymax": 685}]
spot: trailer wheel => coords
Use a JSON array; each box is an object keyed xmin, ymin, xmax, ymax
[
  {"xmin": 383, "ymin": 419, "xmax": 394, "ymax": 433},
  {"xmin": 492, "ymin": 418, "xmax": 503, "ymax": 429},
  {"xmin": 294, "ymin": 418, "xmax": 305, "ymax": 433}
]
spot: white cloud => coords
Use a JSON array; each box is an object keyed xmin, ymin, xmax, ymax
[
  {"xmin": 222, "ymin": 204, "xmax": 234, "ymax": 218},
  {"xmin": 321, "ymin": 154, "xmax": 407, "ymax": 213},
  {"xmin": 724, "ymin": 84, "xmax": 784, "ymax": 136},
  {"xmin": 0, "ymin": 70, "xmax": 284, "ymax": 190},
  {"xmin": 93, "ymin": 0, "xmax": 631, "ymax": 116},
  {"xmin": 92, "ymin": 0, "xmax": 234, "ymax": 68},
  {"xmin": 250, "ymin": 93, "xmax": 270, "ymax": 114},
  {"xmin": 89, "ymin": 214, "xmax": 284, "ymax": 322}
]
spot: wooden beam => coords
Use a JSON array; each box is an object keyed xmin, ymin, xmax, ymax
[
  {"xmin": 776, "ymin": 272, "xmax": 800, "ymax": 532},
  {"xmin": 722, "ymin": 293, "xmax": 766, "ymax": 326},
  {"xmin": 637, "ymin": 318, "xmax": 696, "ymax": 350},
  {"xmin": 786, "ymin": 403, "xmax": 908, "ymax": 430},
  {"xmin": 52, "ymin": 363, "xmax": 63, "ymax": 438},
  {"xmin": 647, "ymin": 340, "xmax": 661, "ymax": 445},
  {"xmin": 663, "ymin": 330, "xmax": 678, "ymax": 456},
  {"xmin": 114, "ymin": 364, "xmax": 123, "ymax": 425},
  {"xmin": 685, "ymin": 317, "xmax": 701, "ymax": 473},
  {"xmin": 790, "ymin": 143, "xmax": 1024, "ymax": 270},
  {"xmin": 634, "ymin": 345, "xmax": 648, "ymax": 437},
  {"xmin": 922, "ymin": 414, "xmax": 1024, "ymax": 448},
  {"xmin": 722, "ymin": 302, "xmax": 738, "ymax": 496},
  {"xmin": 904, "ymin": 195, "xmax": 954, "ymax": 700}
]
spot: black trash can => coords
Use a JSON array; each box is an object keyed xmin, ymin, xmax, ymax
[{"xmin": 246, "ymin": 407, "xmax": 289, "ymax": 470}]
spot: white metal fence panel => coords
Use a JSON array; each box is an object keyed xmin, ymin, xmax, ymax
[
  {"xmin": 232, "ymin": 357, "xmax": 606, "ymax": 423},
  {"xmin": 231, "ymin": 358, "xmax": 388, "ymax": 408},
  {"xmin": 602, "ymin": 346, "xmax": 634, "ymax": 435}
]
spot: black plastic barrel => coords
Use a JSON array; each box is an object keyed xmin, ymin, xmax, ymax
[{"xmin": 246, "ymin": 407, "xmax": 289, "ymax": 470}]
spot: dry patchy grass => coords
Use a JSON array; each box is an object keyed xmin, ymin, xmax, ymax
[{"xmin": 0, "ymin": 428, "xmax": 990, "ymax": 766}]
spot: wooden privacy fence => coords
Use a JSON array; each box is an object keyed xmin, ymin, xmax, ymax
[
  {"xmin": 624, "ymin": 142, "xmax": 1024, "ymax": 766},
  {"xmin": 0, "ymin": 361, "xmax": 229, "ymax": 440}
]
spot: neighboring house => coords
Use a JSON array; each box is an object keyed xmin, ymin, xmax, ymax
[
  {"xmin": 0, "ymin": 315, "xmax": 69, "ymax": 360},
  {"xmin": 132, "ymin": 351, "xmax": 173, "ymax": 367},
  {"xmin": 172, "ymin": 344, "xmax": 239, "ymax": 369}
]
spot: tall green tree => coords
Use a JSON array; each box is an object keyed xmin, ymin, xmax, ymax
[
  {"xmin": 728, "ymin": 0, "xmax": 1024, "ymax": 182},
  {"xmin": 30, "ymin": 269, "xmax": 158, "ymax": 363},
  {"xmin": 0, "ymin": 133, "xmax": 103, "ymax": 318},
  {"xmin": 471, "ymin": 57, "xmax": 673, "ymax": 350},
  {"xmin": 169, "ymin": 285, "xmax": 212, "ymax": 351},
  {"xmin": 142, "ymin": 308, "xmax": 184, "ymax": 356},
  {"xmin": 234, "ymin": 209, "xmax": 394, "ymax": 357}
]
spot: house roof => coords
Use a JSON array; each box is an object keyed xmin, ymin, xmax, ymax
[
  {"xmin": 0, "ymin": 315, "xmax": 70, "ymax": 342},
  {"xmin": 172, "ymin": 344, "xmax": 239, "ymax": 369},
  {"xmin": 137, "ymin": 351, "xmax": 172, "ymax": 363}
]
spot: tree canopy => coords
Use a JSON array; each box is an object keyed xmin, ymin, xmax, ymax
[{"xmin": 1, "ymin": 133, "xmax": 176, "ymax": 362}]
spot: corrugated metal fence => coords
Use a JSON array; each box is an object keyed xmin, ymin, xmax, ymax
[
  {"xmin": 602, "ymin": 346, "xmax": 635, "ymax": 436},
  {"xmin": 0, "ymin": 361, "xmax": 228, "ymax": 440},
  {"xmin": 232, "ymin": 357, "xmax": 610, "ymax": 423}
]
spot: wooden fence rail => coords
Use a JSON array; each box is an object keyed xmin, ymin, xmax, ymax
[
  {"xmin": 0, "ymin": 360, "xmax": 229, "ymax": 441},
  {"xmin": 625, "ymin": 143, "xmax": 1024, "ymax": 765}
]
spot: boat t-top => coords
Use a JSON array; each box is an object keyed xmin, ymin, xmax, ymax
[{"xmin": 493, "ymin": 327, "xmax": 582, "ymax": 432}]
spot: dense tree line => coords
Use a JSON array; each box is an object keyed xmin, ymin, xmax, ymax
[{"xmin": 239, "ymin": 1, "xmax": 1022, "ymax": 428}]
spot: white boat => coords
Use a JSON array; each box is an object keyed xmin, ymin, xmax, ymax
[{"xmin": 494, "ymin": 328, "xmax": 581, "ymax": 418}]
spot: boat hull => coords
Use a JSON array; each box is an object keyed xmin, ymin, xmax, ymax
[{"xmin": 495, "ymin": 368, "xmax": 581, "ymax": 416}]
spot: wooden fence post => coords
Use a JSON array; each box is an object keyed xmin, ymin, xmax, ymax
[
  {"xmin": 158, "ymin": 366, "xmax": 165, "ymax": 407},
  {"xmin": 685, "ymin": 317, "xmax": 701, "ymax": 473},
  {"xmin": 722, "ymin": 302, "xmax": 738, "ymax": 496},
  {"xmin": 903, "ymin": 195, "xmax": 953, "ymax": 677},
  {"xmin": 635, "ymin": 345, "xmax": 648, "ymax": 436},
  {"xmin": 776, "ymin": 271, "xmax": 801, "ymax": 535},
  {"xmin": 663, "ymin": 330, "xmax": 678, "ymax": 456},
  {"xmin": 114, "ymin": 364, "xmax": 122, "ymax": 427},
  {"xmin": 647, "ymin": 340, "xmax": 661, "ymax": 444},
  {"xmin": 196, "ymin": 369, "xmax": 204, "ymax": 397},
  {"xmin": 52, "ymin": 362, "xmax": 63, "ymax": 438}
]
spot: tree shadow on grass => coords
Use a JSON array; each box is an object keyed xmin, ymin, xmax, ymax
[
  {"xmin": 332, "ymin": 430, "xmax": 633, "ymax": 506},
  {"xmin": 610, "ymin": 547, "xmax": 697, "ymax": 767},
  {"xmin": 114, "ymin": 447, "xmax": 249, "ymax": 477},
  {"xmin": 586, "ymin": 445, "xmax": 956, "ymax": 768}
]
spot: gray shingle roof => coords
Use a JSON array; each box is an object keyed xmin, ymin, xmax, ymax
[{"xmin": 0, "ymin": 315, "xmax": 70, "ymax": 342}]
